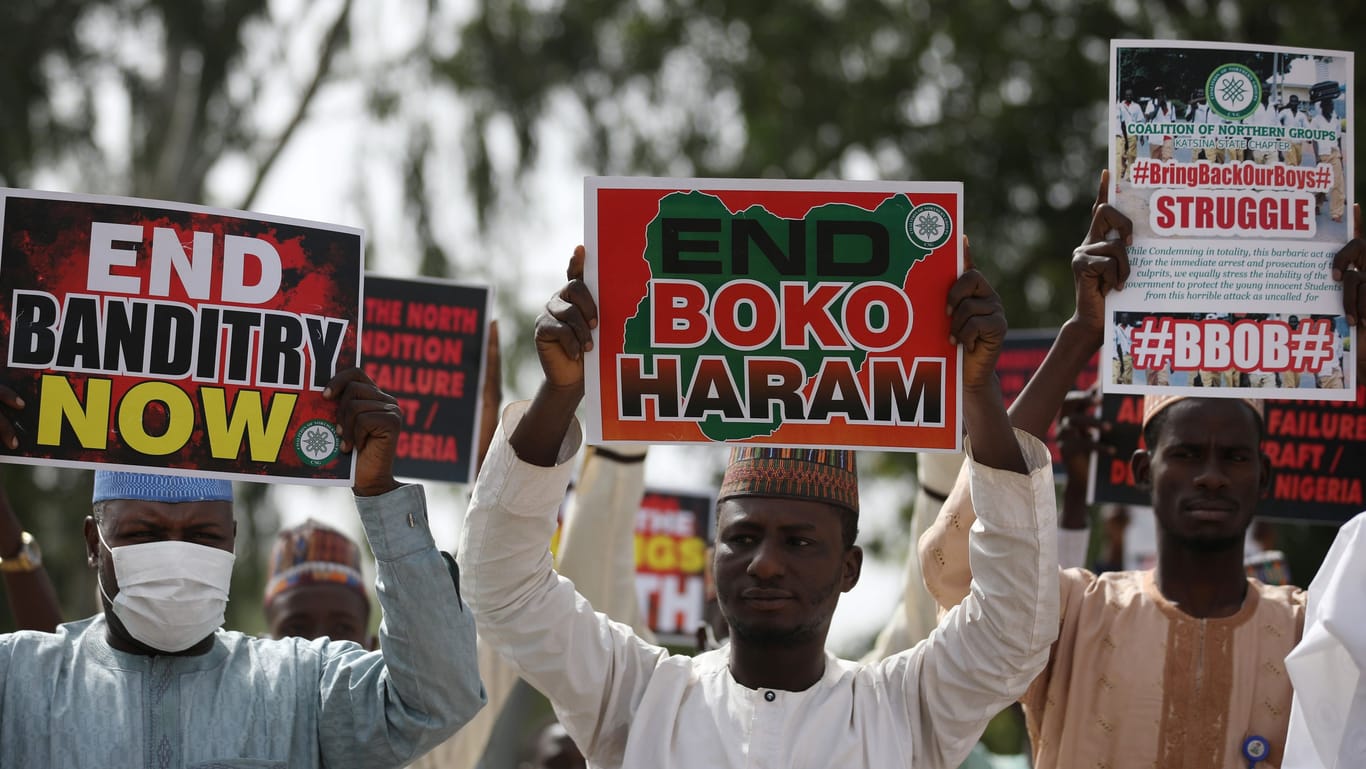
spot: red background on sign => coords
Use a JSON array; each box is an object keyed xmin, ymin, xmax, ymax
[{"xmin": 0, "ymin": 194, "xmax": 360, "ymax": 482}]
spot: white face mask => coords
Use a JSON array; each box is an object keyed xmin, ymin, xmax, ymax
[{"xmin": 98, "ymin": 527, "xmax": 235, "ymax": 653}]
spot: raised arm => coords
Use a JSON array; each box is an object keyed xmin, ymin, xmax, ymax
[
  {"xmin": 921, "ymin": 172, "xmax": 1130, "ymax": 610},
  {"xmin": 315, "ymin": 368, "xmax": 485, "ymax": 769},
  {"xmin": 904, "ymin": 249, "xmax": 1059, "ymax": 768},
  {"xmin": 1010, "ymin": 171, "xmax": 1130, "ymax": 439},
  {"xmin": 459, "ymin": 248, "xmax": 667, "ymax": 768}
]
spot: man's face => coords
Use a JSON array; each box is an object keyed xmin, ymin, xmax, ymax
[
  {"xmin": 266, "ymin": 583, "xmax": 371, "ymax": 646},
  {"xmin": 1133, "ymin": 399, "xmax": 1268, "ymax": 550},
  {"xmin": 86, "ymin": 499, "xmax": 236, "ymax": 597},
  {"xmin": 712, "ymin": 496, "xmax": 860, "ymax": 647},
  {"xmin": 1289, "ymin": 96, "xmax": 1300, "ymax": 112},
  {"xmin": 84, "ymin": 499, "xmax": 236, "ymax": 650}
]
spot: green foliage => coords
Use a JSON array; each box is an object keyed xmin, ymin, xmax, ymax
[
  {"xmin": 431, "ymin": 0, "xmax": 1364, "ymax": 491},
  {"xmin": 437, "ymin": 0, "xmax": 1362, "ymax": 324}
]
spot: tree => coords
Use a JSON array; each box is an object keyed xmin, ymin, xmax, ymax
[
  {"xmin": 0, "ymin": 0, "xmax": 355, "ymax": 633},
  {"xmin": 431, "ymin": 0, "xmax": 1363, "ymax": 326}
]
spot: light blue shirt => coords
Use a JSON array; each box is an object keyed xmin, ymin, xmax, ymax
[{"xmin": 0, "ymin": 484, "xmax": 484, "ymax": 769}]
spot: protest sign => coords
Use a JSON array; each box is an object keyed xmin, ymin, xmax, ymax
[
  {"xmin": 585, "ymin": 177, "xmax": 963, "ymax": 452},
  {"xmin": 998, "ymin": 329, "xmax": 1100, "ymax": 470},
  {"xmin": 554, "ymin": 483, "xmax": 714, "ymax": 646},
  {"xmin": 633, "ymin": 487, "xmax": 714, "ymax": 645},
  {"xmin": 0, "ymin": 188, "xmax": 361, "ymax": 484},
  {"xmin": 1107, "ymin": 41, "xmax": 1355, "ymax": 401},
  {"xmin": 1091, "ymin": 385, "xmax": 1365, "ymax": 524},
  {"xmin": 361, "ymin": 276, "xmax": 490, "ymax": 484}
]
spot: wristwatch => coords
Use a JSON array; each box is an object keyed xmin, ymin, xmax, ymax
[{"xmin": 0, "ymin": 531, "xmax": 42, "ymax": 573}]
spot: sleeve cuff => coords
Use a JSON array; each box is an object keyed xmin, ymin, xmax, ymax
[
  {"xmin": 964, "ymin": 428, "xmax": 1056, "ymax": 530},
  {"xmin": 477, "ymin": 400, "xmax": 582, "ymax": 516},
  {"xmin": 355, "ymin": 483, "xmax": 437, "ymax": 561}
]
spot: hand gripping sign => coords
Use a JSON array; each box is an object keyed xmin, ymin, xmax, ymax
[
  {"xmin": 0, "ymin": 188, "xmax": 362, "ymax": 484},
  {"xmin": 585, "ymin": 177, "xmax": 962, "ymax": 452}
]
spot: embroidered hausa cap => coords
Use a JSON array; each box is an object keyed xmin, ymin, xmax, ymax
[
  {"xmin": 264, "ymin": 519, "xmax": 367, "ymax": 608},
  {"xmin": 92, "ymin": 471, "xmax": 234, "ymax": 504},
  {"xmin": 718, "ymin": 447, "xmax": 858, "ymax": 513},
  {"xmin": 1141, "ymin": 394, "xmax": 1266, "ymax": 428}
]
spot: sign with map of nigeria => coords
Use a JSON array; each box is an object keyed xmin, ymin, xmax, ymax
[{"xmin": 584, "ymin": 177, "xmax": 962, "ymax": 452}]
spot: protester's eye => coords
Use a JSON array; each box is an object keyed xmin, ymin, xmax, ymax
[{"xmin": 788, "ymin": 537, "xmax": 814, "ymax": 548}]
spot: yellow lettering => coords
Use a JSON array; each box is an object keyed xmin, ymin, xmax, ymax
[
  {"xmin": 646, "ymin": 534, "xmax": 677, "ymax": 571},
  {"xmin": 200, "ymin": 387, "xmax": 296, "ymax": 462},
  {"xmin": 119, "ymin": 382, "xmax": 193, "ymax": 456},
  {"xmin": 679, "ymin": 537, "xmax": 705, "ymax": 573},
  {"xmin": 36, "ymin": 375, "xmax": 110, "ymax": 449}
]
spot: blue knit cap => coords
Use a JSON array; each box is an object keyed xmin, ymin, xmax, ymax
[{"xmin": 92, "ymin": 471, "xmax": 234, "ymax": 504}]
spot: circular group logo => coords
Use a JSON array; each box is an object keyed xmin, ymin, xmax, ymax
[
  {"xmin": 1206, "ymin": 63, "xmax": 1261, "ymax": 121},
  {"xmin": 295, "ymin": 419, "xmax": 340, "ymax": 467},
  {"xmin": 906, "ymin": 203, "xmax": 953, "ymax": 251}
]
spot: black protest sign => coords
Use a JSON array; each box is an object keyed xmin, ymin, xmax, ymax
[
  {"xmin": 361, "ymin": 276, "xmax": 490, "ymax": 484},
  {"xmin": 1092, "ymin": 385, "xmax": 1365, "ymax": 524}
]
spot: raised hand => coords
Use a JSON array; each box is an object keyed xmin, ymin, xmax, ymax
[
  {"xmin": 1070, "ymin": 170, "xmax": 1133, "ymax": 345},
  {"xmin": 949, "ymin": 238, "xmax": 1026, "ymax": 474},
  {"xmin": 1055, "ymin": 385, "xmax": 1111, "ymax": 481},
  {"xmin": 948, "ymin": 237, "xmax": 1008, "ymax": 393},
  {"xmin": 533, "ymin": 246, "xmax": 598, "ymax": 394},
  {"xmin": 324, "ymin": 368, "xmax": 402, "ymax": 497},
  {"xmin": 512, "ymin": 246, "xmax": 598, "ymax": 467}
]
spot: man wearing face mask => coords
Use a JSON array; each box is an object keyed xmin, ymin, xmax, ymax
[{"xmin": 0, "ymin": 368, "xmax": 485, "ymax": 769}]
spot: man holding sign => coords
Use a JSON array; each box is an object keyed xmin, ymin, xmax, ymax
[
  {"xmin": 921, "ymin": 174, "xmax": 1323, "ymax": 768},
  {"xmin": 460, "ymin": 245, "xmax": 1058, "ymax": 768},
  {"xmin": 0, "ymin": 368, "xmax": 486, "ymax": 769}
]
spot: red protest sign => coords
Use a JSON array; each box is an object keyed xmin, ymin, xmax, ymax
[
  {"xmin": 361, "ymin": 275, "xmax": 490, "ymax": 484},
  {"xmin": 634, "ymin": 488, "xmax": 714, "ymax": 644},
  {"xmin": 0, "ymin": 189, "xmax": 361, "ymax": 484},
  {"xmin": 585, "ymin": 177, "xmax": 962, "ymax": 452}
]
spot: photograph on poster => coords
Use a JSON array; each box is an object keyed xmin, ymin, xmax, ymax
[{"xmin": 1106, "ymin": 40, "xmax": 1355, "ymax": 401}]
